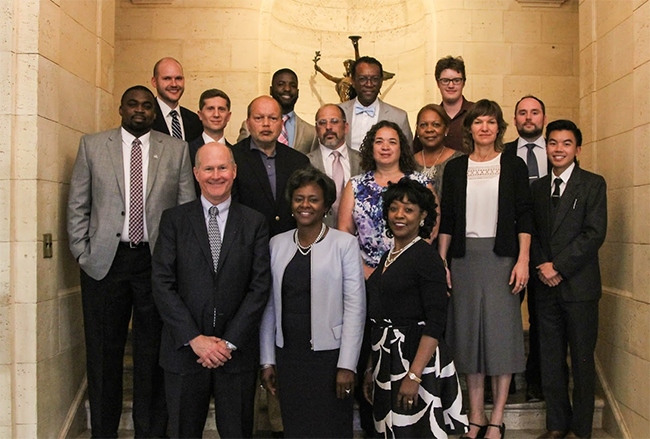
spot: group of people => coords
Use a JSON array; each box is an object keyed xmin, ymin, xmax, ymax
[{"xmin": 67, "ymin": 54, "xmax": 607, "ymax": 439}]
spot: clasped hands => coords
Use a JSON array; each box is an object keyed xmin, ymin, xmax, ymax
[
  {"xmin": 536, "ymin": 262, "xmax": 563, "ymax": 287},
  {"xmin": 189, "ymin": 335, "xmax": 232, "ymax": 369}
]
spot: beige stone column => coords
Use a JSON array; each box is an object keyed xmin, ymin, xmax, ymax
[{"xmin": 1, "ymin": 0, "xmax": 115, "ymax": 437}]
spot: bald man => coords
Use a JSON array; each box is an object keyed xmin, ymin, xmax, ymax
[
  {"xmin": 151, "ymin": 57, "xmax": 202, "ymax": 142},
  {"xmin": 231, "ymin": 96, "xmax": 310, "ymax": 237}
]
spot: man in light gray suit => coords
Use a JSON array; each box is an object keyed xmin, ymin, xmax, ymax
[
  {"xmin": 67, "ymin": 85, "xmax": 195, "ymax": 439},
  {"xmin": 308, "ymin": 104, "xmax": 361, "ymax": 229},
  {"xmin": 339, "ymin": 56, "xmax": 413, "ymax": 151}
]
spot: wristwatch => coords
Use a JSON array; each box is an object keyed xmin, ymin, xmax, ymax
[{"xmin": 408, "ymin": 372, "xmax": 422, "ymax": 383}]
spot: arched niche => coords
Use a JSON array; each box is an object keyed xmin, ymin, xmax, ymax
[{"xmin": 260, "ymin": 0, "xmax": 433, "ymax": 121}]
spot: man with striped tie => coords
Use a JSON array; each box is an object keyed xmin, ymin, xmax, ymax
[{"xmin": 151, "ymin": 57, "xmax": 203, "ymax": 143}]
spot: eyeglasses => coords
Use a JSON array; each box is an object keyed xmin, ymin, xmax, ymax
[
  {"xmin": 356, "ymin": 76, "xmax": 382, "ymax": 85},
  {"xmin": 316, "ymin": 118, "xmax": 343, "ymax": 126},
  {"xmin": 438, "ymin": 78, "xmax": 464, "ymax": 85}
]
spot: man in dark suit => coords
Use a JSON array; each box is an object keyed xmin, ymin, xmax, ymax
[
  {"xmin": 152, "ymin": 142, "xmax": 271, "ymax": 438},
  {"xmin": 504, "ymin": 95, "xmax": 548, "ymax": 402},
  {"xmin": 231, "ymin": 95, "xmax": 310, "ymax": 237},
  {"xmin": 307, "ymin": 103, "xmax": 361, "ymax": 228},
  {"xmin": 237, "ymin": 69, "xmax": 316, "ymax": 154},
  {"xmin": 151, "ymin": 57, "xmax": 203, "ymax": 142},
  {"xmin": 189, "ymin": 88, "xmax": 233, "ymax": 196},
  {"xmin": 531, "ymin": 120, "xmax": 607, "ymax": 439},
  {"xmin": 67, "ymin": 85, "xmax": 196, "ymax": 438}
]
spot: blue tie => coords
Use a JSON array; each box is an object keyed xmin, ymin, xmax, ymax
[{"xmin": 354, "ymin": 104, "xmax": 375, "ymax": 117}]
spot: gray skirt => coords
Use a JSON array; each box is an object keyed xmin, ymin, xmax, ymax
[{"xmin": 446, "ymin": 237, "xmax": 525, "ymax": 375}]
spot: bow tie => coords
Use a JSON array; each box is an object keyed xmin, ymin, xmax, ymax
[{"xmin": 354, "ymin": 105, "xmax": 375, "ymax": 117}]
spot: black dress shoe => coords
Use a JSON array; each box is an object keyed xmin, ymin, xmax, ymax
[
  {"xmin": 487, "ymin": 423, "xmax": 506, "ymax": 439},
  {"xmin": 526, "ymin": 385, "xmax": 544, "ymax": 402}
]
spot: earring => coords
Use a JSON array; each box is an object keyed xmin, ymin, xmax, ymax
[{"xmin": 419, "ymin": 219, "xmax": 425, "ymax": 227}]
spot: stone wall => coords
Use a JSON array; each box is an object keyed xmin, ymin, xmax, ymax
[
  {"xmin": 0, "ymin": 0, "xmax": 115, "ymax": 437},
  {"xmin": 579, "ymin": 0, "xmax": 650, "ymax": 438}
]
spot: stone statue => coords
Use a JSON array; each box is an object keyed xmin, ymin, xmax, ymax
[{"xmin": 313, "ymin": 36, "xmax": 395, "ymax": 102}]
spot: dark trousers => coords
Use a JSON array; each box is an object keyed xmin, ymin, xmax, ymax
[
  {"xmin": 81, "ymin": 244, "xmax": 166, "ymax": 438},
  {"xmin": 165, "ymin": 367, "xmax": 257, "ymax": 438},
  {"xmin": 523, "ymin": 282, "xmax": 542, "ymax": 389},
  {"xmin": 536, "ymin": 287, "xmax": 598, "ymax": 437}
]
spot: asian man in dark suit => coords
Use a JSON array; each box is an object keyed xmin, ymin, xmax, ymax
[
  {"xmin": 152, "ymin": 142, "xmax": 271, "ymax": 438},
  {"xmin": 189, "ymin": 88, "xmax": 233, "ymax": 196},
  {"xmin": 67, "ymin": 85, "xmax": 196, "ymax": 438},
  {"xmin": 231, "ymin": 95, "xmax": 310, "ymax": 237},
  {"xmin": 151, "ymin": 57, "xmax": 203, "ymax": 142},
  {"xmin": 530, "ymin": 120, "xmax": 607, "ymax": 439}
]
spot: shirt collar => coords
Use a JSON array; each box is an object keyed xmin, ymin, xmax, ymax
[
  {"xmin": 202, "ymin": 132, "xmax": 225, "ymax": 145},
  {"xmin": 517, "ymin": 135, "xmax": 546, "ymax": 149},
  {"xmin": 283, "ymin": 111, "xmax": 295, "ymax": 121},
  {"xmin": 156, "ymin": 97, "xmax": 178, "ymax": 117},
  {"xmin": 319, "ymin": 142, "xmax": 349, "ymax": 160},
  {"xmin": 354, "ymin": 97, "xmax": 379, "ymax": 109},
  {"xmin": 249, "ymin": 138, "xmax": 277, "ymax": 157},
  {"xmin": 200, "ymin": 194, "xmax": 232, "ymax": 220},
  {"xmin": 554, "ymin": 162, "xmax": 576, "ymax": 182},
  {"xmin": 121, "ymin": 127, "xmax": 151, "ymax": 146}
]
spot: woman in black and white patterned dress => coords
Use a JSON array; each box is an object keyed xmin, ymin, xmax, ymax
[{"xmin": 363, "ymin": 178, "xmax": 468, "ymax": 438}]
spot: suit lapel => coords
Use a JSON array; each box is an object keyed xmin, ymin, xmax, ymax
[
  {"xmin": 293, "ymin": 116, "xmax": 305, "ymax": 150},
  {"xmin": 340, "ymin": 101, "xmax": 354, "ymax": 147},
  {"xmin": 274, "ymin": 144, "xmax": 291, "ymax": 208},
  {"xmin": 310, "ymin": 148, "xmax": 325, "ymax": 173},
  {"xmin": 243, "ymin": 140, "xmax": 276, "ymax": 206},
  {"xmin": 217, "ymin": 202, "xmax": 242, "ymax": 272},
  {"xmin": 108, "ymin": 129, "xmax": 126, "ymax": 201},
  {"xmin": 147, "ymin": 132, "xmax": 163, "ymax": 197},
  {"xmin": 552, "ymin": 167, "xmax": 582, "ymax": 236},
  {"xmin": 349, "ymin": 149, "xmax": 361, "ymax": 176},
  {"xmin": 378, "ymin": 99, "xmax": 390, "ymax": 121},
  {"xmin": 188, "ymin": 199, "xmax": 214, "ymax": 269}
]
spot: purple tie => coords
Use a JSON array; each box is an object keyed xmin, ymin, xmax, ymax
[{"xmin": 129, "ymin": 138, "xmax": 144, "ymax": 244}]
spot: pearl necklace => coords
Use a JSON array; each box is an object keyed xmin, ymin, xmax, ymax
[
  {"xmin": 384, "ymin": 236, "xmax": 421, "ymax": 268},
  {"xmin": 421, "ymin": 147, "xmax": 446, "ymax": 178},
  {"xmin": 294, "ymin": 223, "xmax": 327, "ymax": 256}
]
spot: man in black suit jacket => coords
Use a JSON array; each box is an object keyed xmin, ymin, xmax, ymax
[
  {"xmin": 153, "ymin": 142, "xmax": 271, "ymax": 438},
  {"xmin": 189, "ymin": 88, "xmax": 233, "ymax": 196},
  {"xmin": 530, "ymin": 120, "xmax": 607, "ymax": 439},
  {"xmin": 231, "ymin": 95, "xmax": 310, "ymax": 237},
  {"xmin": 503, "ymin": 95, "xmax": 549, "ymax": 402},
  {"xmin": 151, "ymin": 57, "xmax": 202, "ymax": 142}
]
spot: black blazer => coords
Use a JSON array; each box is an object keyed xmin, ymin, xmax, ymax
[
  {"xmin": 152, "ymin": 199, "xmax": 271, "ymax": 374},
  {"xmin": 188, "ymin": 135, "xmax": 233, "ymax": 197},
  {"xmin": 231, "ymin": 137, "xmax": 310, "ymax": 237},
  {"xmin": 530, "ymin": 166, "xmax": 607, "ymax": 302},
  {"xmin": 152, "ymin": 100, "xmax": 203, "ymax": 143},
  {"xmin": 439, "ymin": 153, "xmax": 533, "ymax": 258},
  {"xmin": 503, "ymin": 139, "xmax": 552, "ymax": 179}
]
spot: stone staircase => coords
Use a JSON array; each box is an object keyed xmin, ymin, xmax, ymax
[{"xmin": 80, "ymin": 331, "xmax": 608, "ymax": 438}]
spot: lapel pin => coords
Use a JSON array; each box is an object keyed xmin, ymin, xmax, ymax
[{"xmin": 153, "ymin": 155, "xmax": 159, "ymax": 159}]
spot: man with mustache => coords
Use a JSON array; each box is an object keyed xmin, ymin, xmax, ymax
[
  {"xmin": 237, "ymin": 69, "xmax": 316, "ymax": 154},
  {"xmin": 151, "ymin": 57, "xmax": 203, "ymax": 142},
  {"xmin": 67, "ymin": 85, "xmax": 195, "ymax": 438},
  {"xmin": 307, "ymin": 104, "xmax": 361, "ymax": 228},
  {"xmin": 339, "ymin": 56, "xmax": 413, "ymax": 151}
]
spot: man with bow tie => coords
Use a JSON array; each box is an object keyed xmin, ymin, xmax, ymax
[{"xmin": 338, "ymin": 56, "xmax": 413, "ymax": 151}]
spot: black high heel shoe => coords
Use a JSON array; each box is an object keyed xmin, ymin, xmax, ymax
[
  {"xmin": 486, "ymin": 423, "xmax": 506, "ymax": 439},
  {"xmin": 461, "ymin": 422, "xmax": 488, "ymax": 439}
]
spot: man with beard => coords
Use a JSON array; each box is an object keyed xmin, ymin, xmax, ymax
[
  {"xmin": 339, "ymin": 56, "xmax": 412, "ymax": 151},
  {"xmin": 504, "ymin": 95, "xmax": 549, "ymax": 403},
  {"xmin": 151, "ymin": 57, "xmax": 203, "ymax": 142},
  {"xmin": 237, "ymin": 69, "xmax": 316, "ymax": 154},
  {"xmin": 67, "ymin": 85, "xmax": 195, "ymax": 438},
  {"xmin": 307, "ymin": 104, "xmax": 361, "ymax": 228}
]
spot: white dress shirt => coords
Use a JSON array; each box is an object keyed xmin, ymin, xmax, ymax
[
  {"xmin": 551, "ymin": 162, "xmax": 576, "ymax": 197},
  {"xmin": 516, "ymin": 136, "xmax": 548, "ymax": 178},
  {"xmin": 202, "ymin": 132, "xmax": 226, "ymax": 145},
  {"xmin": 157, "ymin": 97, "xmax": 186, "ymax": 140},
  {"xmin": 120, "ymin": 128, "xmax": 151, "ymax": 242},
  {"xmin": 319, "ymin": 142, "xmax": 352, "ymax": 183},
  {"xmin": 350, "ymin": 97, "xmax": 379, "ymax": 151},
  {"xmin": 200, "ymin": 194, "xmax": 230, "ymax": 236}
]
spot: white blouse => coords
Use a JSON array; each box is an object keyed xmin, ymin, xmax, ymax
[{"xmin": 466, "ymin": 154, "xmax": 501, "ymax": 238}]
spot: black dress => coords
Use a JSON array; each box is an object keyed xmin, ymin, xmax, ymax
[
  {"xmin": 275, "ymin": 251, "xmax": 353, "ymax": 438},
  {"xmin": 366, "ymin": 239, "xmax": 468, "ymax": 438}
]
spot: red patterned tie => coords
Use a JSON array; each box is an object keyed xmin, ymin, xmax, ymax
[
  {"xmin": 278, "ymin": 114, "xmax": 290, "ymax": 146},
  {"xmin": 129, "ymin": 138, "xmax": 144, "ymax": 244}
]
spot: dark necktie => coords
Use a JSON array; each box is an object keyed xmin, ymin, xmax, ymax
[
  {"xmin": 552, "ymin": 177, "xmax": 562, "ymax": 207},
  {"xmin": 129, "ymin": 138, "xmax": 144, "ymax": 244},
  {"xmin": 208, "ymin": 206, "xmax": 222, "ymax": 272},
  {"xmin": 525, "ymin": 143, "xmax": 539, "ymax": 180},
  {"xmin": 170, "ymin": 109, "xmax": 182, "ymax": 139}
]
